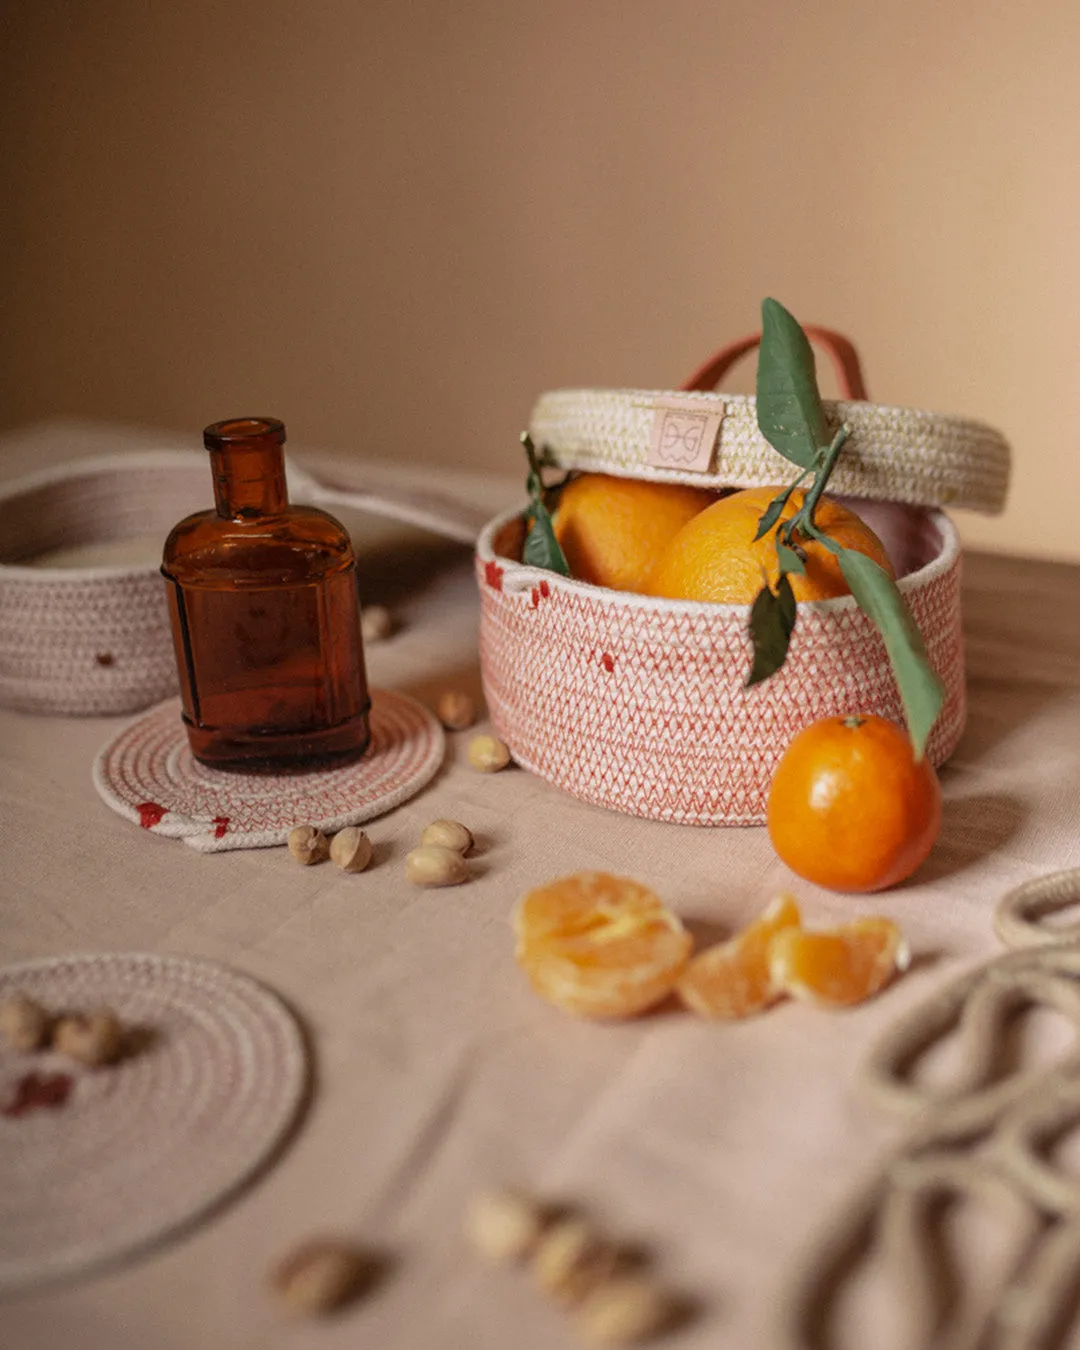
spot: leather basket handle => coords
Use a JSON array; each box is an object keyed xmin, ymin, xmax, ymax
[{"xmin": 678, "ymin": 326, "xmax": 868, "ymax": 401}]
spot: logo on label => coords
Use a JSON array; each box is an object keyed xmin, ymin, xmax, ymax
[{"xmin": 647, "ymin": 398, "xmax": 725, "ymax": 474}]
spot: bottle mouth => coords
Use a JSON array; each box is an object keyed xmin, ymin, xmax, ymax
[{"xmin": 203, "ymin": 417, "xmax": 286, "ymax": 450}]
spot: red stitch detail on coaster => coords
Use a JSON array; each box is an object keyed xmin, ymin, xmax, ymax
[
  {"xmin": 539, "ymin": 580, "xmax": 550, "ymax": 598},
  {"xmin": 601, "ymin": 653, "xmax": 615, "ymax": 673},
  {"xmin": 483, "ymin": 561, "xmax": 504, "ymax": 591},
  {"xmin": 212, "ymin": 816, "xmax": 229, "ymax": 839},
  {"xmin": 531, "ymin": 587, "xmax": 540, "ymax": 608},
  {"xmin": 2, "ymin": 1072, "xmax": 74, "ymax": 1118},
  {"xmin": 137, "ymin": 802, "xmax": 168, "ymax": 829}
]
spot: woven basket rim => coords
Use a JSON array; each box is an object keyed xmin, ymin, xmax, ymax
[
  {"xmin": 528, "ymin": 386, "xmax": 1011, "ymax": 515},
  {"xmin": 538, "ymin": 386, "xmax": 1007, "ymax": 438},
  {"xmin": 476, "ymin": 503, "xmax": 960, "ymax": 616},
  {"xmin": 0, "ymin": 450, "xmax": 340, "ymax": 583},
  {"xmin": 0, "ymin": 450, "xmax": 205, "ymax": 582}
]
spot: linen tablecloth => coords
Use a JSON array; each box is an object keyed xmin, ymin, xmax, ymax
[{"xmin": 2, "ymin": 422, "xmax": 1079, "ymax": 1349}]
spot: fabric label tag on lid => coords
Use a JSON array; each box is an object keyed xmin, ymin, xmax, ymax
[{"xmin": 647, "ymin": 397, "xmax": 725, "ymax": 473}]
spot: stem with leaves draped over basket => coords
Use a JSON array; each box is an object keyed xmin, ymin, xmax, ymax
[{"xmin": 748, "ymin": 298, "xmax": 944, "ymax": 759}]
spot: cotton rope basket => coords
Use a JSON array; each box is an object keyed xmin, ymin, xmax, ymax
[
  {"xmin": 0, "ymin": 450, "xmax": 489, "ymax": 716},
  {"xmin": 477, "ymin": 329, "xmax": 1012, "ymax": 827}
]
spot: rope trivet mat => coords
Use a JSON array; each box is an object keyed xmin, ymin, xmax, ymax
[
  {"xmin": 777, "ymin": 867, "xmax": 1080, "ymax": 1350},
  {"xmin": 92, "ymin": 687, "xmax": 444, "ymax": 852},
  {"xmin": 0, "ymin": 952, "xmax": 307, "ymax": 1293}
]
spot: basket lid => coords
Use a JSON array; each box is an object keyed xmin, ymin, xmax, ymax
[{"xmin": 528, "ymin": 328, "xmax": 1011, "ymax": 515}]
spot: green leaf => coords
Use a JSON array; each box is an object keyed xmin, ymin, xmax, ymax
[
  {"xmin": 523, "ymin": 500, "xmax": 570, "ymax": 574},
  {"xmin": 521, "ymin": 431, "xmax": 544, "ymax": 482},
  {"xmin": 746, "ymin": 573, "xmax": 797, "ymax": 687},
  {"xmin": 776, "ymin": 539, "xmax": 806, "ymax": 576},
  {"xmin": 835, "ymin": 548, "xmax": 945, "ymax": 758},
  {"xmin": 752, "ymin": 483, "xmax": 798, "ymax": 542},
  {"xmin": 520, "ymin": 430, "xmax": 571, "ymax": 575},
  {"xmin": 756, "ymin": 298, "xmax": 828, "ymax": 469}
]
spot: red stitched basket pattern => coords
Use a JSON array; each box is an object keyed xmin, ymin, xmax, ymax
[{"xmin": 476, "ymin": 506, "xmax": 965, "ymax": 827}]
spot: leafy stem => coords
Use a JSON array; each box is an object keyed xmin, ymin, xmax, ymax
[
  {"xmin": 749, "ymin": 299, "xmax": 944, "ymax": 757},
  {"xmin": 769, "ymin": 423, "xmax": 851, "ymax": 566},
  {"xmin": 520, "ymin": 432, "xmax": 571, "ymax": 576},
  {"xmin": 792, "ymin": 424, "xmax": 849, "ymax": 532}
]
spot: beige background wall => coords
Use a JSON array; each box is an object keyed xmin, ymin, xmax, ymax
[{"xmin": 3, "ymin": 1, "xmax": 1079, "ymax": 559}]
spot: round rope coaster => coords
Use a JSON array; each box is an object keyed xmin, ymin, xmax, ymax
[
  {"xmin": 93, "ymin": 687, "xmax": 444, "ymax": 852},
  {"xmin": 0, "ymin": 952, "xmax": 307, "ymax": 1293}
]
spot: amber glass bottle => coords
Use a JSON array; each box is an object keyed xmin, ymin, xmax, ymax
[{"xmin": 161, "ymin": 417, "xmax": 370, "ymax": 770}]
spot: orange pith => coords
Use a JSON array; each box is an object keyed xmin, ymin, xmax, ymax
[
  {"xmin": 551, "ymin": 474, "xmax": 716, "ymax": 594},
  {"xmin": 769, "ymin": 917, "xmax": 909, "ymax": 1008},
  {"xmin": 513, "ymin": 872, "xmax": 692, "ymax": 1019},
  {"xmin": 676, "ymin": 895, "xmax": 801, "ymax": 1019},
  {"xmin": 646, "ymin": 485, "xmax": 894, "ymax": 605},
  {"xmin": 766, "ymin": 714, "xmax": 942, "ymax": 893}
]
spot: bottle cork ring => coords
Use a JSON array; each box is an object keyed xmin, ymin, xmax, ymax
[{"xmin": 777, "ymin": 869, "xmax": 1080, "ymax": 1350}]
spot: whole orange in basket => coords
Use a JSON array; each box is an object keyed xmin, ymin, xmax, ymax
[
  {"xmin": 552, "ymin": 474, "xmax": 716, "ymax": 594},
  {"xmin": 646, "ymin": 486, "xmax": 893, "ymax": 604},
  {"xmin": 766, "ymin": 714, "xmax": 941, "ymax": 893}
]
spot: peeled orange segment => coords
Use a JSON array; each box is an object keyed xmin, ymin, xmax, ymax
[
  {"xmin": 676, "ymin": 894, "xmax": 801, "ymax": 1020},
  {"xmin": 513, "ymin": 873, "xmax": 692, "ymax": 1019},
  {"xmin": 519, "ymin": 945, "xmax": 689, "ymax": 1020},
  {"xmin": 768, "ymin": 917, "xmax": 910, "ymax": 1009},
  {"xmin": 512, "ymin": 872, "xmax": 669, "ymax": 948}
]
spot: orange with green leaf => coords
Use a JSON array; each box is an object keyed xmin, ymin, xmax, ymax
[{"xmin": 646, "ymin": 484, "xmax": 893, "ymax": 605}]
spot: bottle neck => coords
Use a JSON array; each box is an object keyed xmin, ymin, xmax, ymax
[{"xmin": 204, "ymin": 418, "xmax": 289, "ymax": 519}]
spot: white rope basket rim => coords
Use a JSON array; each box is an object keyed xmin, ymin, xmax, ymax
[
  {"xmin": 528, "ymin": 387, "xmax": 1011, "ymax": 515},
  {"xmin": 477, "ymin": 503, "xmax": 961, "ymax": 616},
  {"xmin": 0, "ymin": 448, "xmax": 488, "ymax": 716},
  {"xmin": 0, "ymin": 451, "xmax": 207, "ymax": 582},
  {"xmin": 0, "ymin": 450, "xmax": 484, "ymax": 582}
]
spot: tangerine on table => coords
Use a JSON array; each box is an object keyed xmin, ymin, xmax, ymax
[
  {"xmin": 513, "ymin": 872, "xmax": 692, "ymax": 1019},
  {"xmin": 769, "ymin": 918, "xmax": 910, "ymax": 1009},
  {"xmin": 676, "ymin": 894, "xmax": 801, "ymax": 1019},
  {"xmin": 552, "ymin": 474, "xmax": 716, "ymax": 594},
  {"xmin": 767, "ymin": 714, "xmax": 942, "ymax": 893},
  {"xmin": 646, "ymin": 485, "xmax": 893, "ymax": 605}
]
